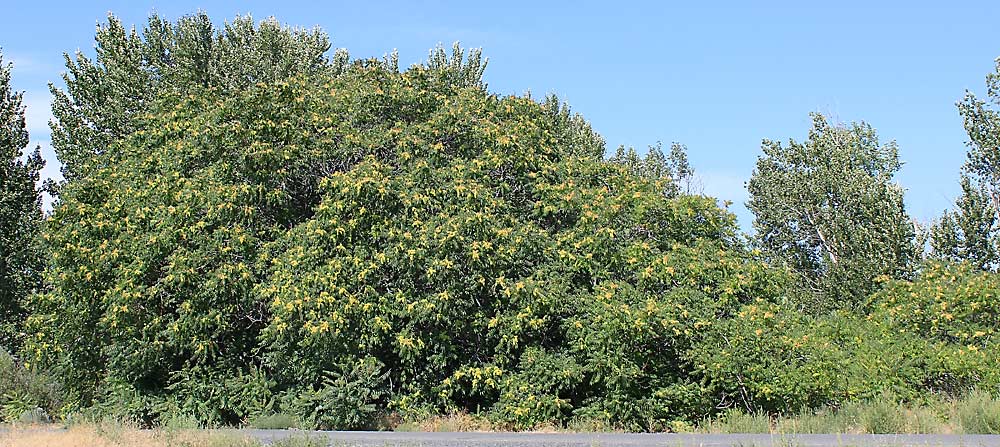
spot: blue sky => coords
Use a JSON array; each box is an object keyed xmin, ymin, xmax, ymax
[{"xmin": 2, "ymin": 1, "xmax": 998, "ymax": 230}]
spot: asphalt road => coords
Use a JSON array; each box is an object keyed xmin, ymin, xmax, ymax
[{"xmin": 241, "ymin": 430, "xmax": 1000, "ymax": 447}]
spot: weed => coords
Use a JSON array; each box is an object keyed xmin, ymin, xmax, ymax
[
  {"xmin": 952, "ymin": 390, "xmax": 1000, "ymax": 434},
  {"xmin": 250, "ymin": 412, "xmax": 299, "ymax": 429}
]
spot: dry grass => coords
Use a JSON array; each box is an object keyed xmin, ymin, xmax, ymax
[
  {"xmin": 699, "ymin": 393, "xmax": 1000, "ymax": 435},
  {"xmin": 394, "ymin": 412, "xmax": 496, "ymax": 432},
  {"xmin": 393, "ymin": 412, "xmax": 622, "ymax": 433},
  {"xmin": 0, "ymin": 423, "xmax": 260, "ymax": 447}
]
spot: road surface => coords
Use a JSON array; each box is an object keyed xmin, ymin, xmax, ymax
[{"xmin": 240, "ymin": 430, "xmax": 1000, "ymax": 446}]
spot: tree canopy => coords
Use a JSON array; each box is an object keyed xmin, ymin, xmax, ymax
[
  {"xmin": 0, "ymin": 50, "xmax": 45, "ymax": 353},
  {"xmin": 27, "ymin": 13, "xmax": 786, "ymax": 429},
  {"xmin": 5, "ymin": 11, "xmax": 1000, "ymax": 433},
  {"xmin": 49, "ymin": 13, "xmax": 332, "ymax": 184},
  {"xmin": 930, "ymin": 175, "xmax": 999, "ymax": 271},
  {"xmin": 747, "ymin": 113, "xmax": 918, "ymax": 308}
]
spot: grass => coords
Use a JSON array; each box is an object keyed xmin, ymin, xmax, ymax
[
  {"xmin": 699, "ymin": 392, "xmax": 1000, "ymax": 435},
  {"xmin": 250, "ymin": 413, "xmax": 299, "ymax": 430},
  {"xmin": 0, "ymin": 422, "xmax": 331, "ymax": 447},
  {"xmin": 701, "ymin": 408, "xmax": 772, "ymax": 433},
  {"xmin": 0, "ymin": 424, "xmax": 258, "ymax": 447},
  {"xmin": 385, "ymin": 392, "xmax": 1000, "ymax": 435},
  {"xmin": 952, "ymin": 389, "xmax": 1000, "ymax": 434},
  {"xmin": 4, "ymin": 392, "xmax": 999, "ymax": 439},
  {"xmin": 394, "ymin": 412, "xmax": 496, "ymax": 432}
]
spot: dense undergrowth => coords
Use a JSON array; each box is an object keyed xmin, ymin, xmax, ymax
[{"xmin": 1, "ymin": 13, "xmax": 999, "ymax": 433}]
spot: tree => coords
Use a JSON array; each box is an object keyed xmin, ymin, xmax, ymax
[
  {"xmin": 959, "ymin": 57, "xmax": 1000, "ymax": 223},
  {"xmin": 49, "ymin": 12, "xmax": 332, "ymax": 184},
  {"xmin": 29, "ymin": 13, "xmax": 784, "ymax": 428},
  {"xmin": 930, "ymin": 175, "xmax": 999, "ymax": 271},
  {"xmin": 948, "ymin": 55, "xmax": 1000, "ymax": 270},
  {"xmin": 609, "ymin": 141, "xmax": 698, "ymax": 196},
  {"xmin": 32, "ymin": 12, "xmax": 336, "ymax": 419},
  {"xmin": 747, "ymin": 113, "xmax": 918, "ymax": 308},
  {"xmin": 0, "ymin": 51, "xmax": 45, "ymax": 353}
]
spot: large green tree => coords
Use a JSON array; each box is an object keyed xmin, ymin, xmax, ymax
[
  {"xmin": 747, "ymin": 113, "xmax": 918, "ymax": 308},
  {"xmin": 0, "ymin": 51, "xmax": 45, "ymax": 353},
  {"xmin": 29, "ymin": 13, "xmax": 785, "ymax": 429},
  {"xmin": 49, "ymin": 12, "xmax": 332, "ymax": 184}
]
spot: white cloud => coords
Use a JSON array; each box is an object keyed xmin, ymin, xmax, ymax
[
  {"xmin": 6, "ymin": 53, "xmax": 58, "ymax": 76},
  {"xmin": 22, "ymin": 91, "xmax": 53, "ymax": 137}
]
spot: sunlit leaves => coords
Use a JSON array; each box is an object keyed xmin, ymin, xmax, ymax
[
  {"xmin": 747, "ymin": 113, "xmax": 918, "ymax": 309},
  {"xmin": 0, "ymin": 52, "xmax": 45, "ymax": 354}
]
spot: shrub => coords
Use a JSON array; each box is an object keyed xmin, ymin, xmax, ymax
[
  {"xmin": 870, "ymin": 261, "xmax": 1000, "ymax": 394},
  {"xmin": 0, "ymin": 349, "xmax": 62, "ymax": 423},
  {"xmin": 489, "ymin": 348, "xmax": 584, "ymax": 429},
  {"xmin": 283, "ymin": 358, "xmax": 387, "ymax": 430}
]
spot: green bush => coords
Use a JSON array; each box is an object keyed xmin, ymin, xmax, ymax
[
  {"xmin": 870, "ymin": 261, "xmax": 1000, "ymax": 394},
  {"xmin": 489, "ymin": 348, "xmax": 584, "ymax": 429},
  {"xmin": 690, "ymin": 305, "xmax": 916, "ymax": 412},
  {"xmin": 283, "ymin": 358, "xmax": 387, "ymax": 430},
  {"xmin": 0, "ymin": 349, "xmax": 62, "ymax": 423}
]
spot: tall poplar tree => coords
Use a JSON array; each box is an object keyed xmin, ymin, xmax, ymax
[
  {"xmin": 930, "ymin": 175, "xmax": 998, "ymax": 271},
  {"xmin": 747, "ymin": 113, "xmax": 917, "ymax": 308},
  {"xmin": 0, "ymin": 51, "xmax": 45, "ymax": 353}
]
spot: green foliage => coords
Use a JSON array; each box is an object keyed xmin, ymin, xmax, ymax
[
  {"xmin": 283, "ymin": 358, "xmax": 386, "ymax": 430},
  {"xmin": 930, "ymin": 176, "xmax": 999, "ymax": 271},
  {"xmin": 0, "ymin": 349, "xmax": 62, "ymax": 423},
  {"xmin": 568, "ymin": 240, "xmax": 787, "ymax": 429},
  {"xmin": 609, "ymin": 142, "xmax": 697, "ymax": 196},
  {"xmin": 490, "ymin": 348, "xmax": 584, "ymax": 429},
  {"xmin": 250, "ymin": 412, "xmax": 298, "ymax": 429},
  {"xmin": 49, "ymin": 12, "xmax": 332, "ymax": 183},
  {"xmin": 34, "ymin": 15, "xmax": 781, "ymax": 427},
  {"xmin": 959, "ymin": 60, "xmax": 1000, "ymax": 229},
  {"xmin": 26, "ymin": 11, "xmax": 1000, "ymax": 433},
  {"xmin": 869, "ymin": 261, "xmax": 1000, "ymax": 394},
  {"xmin": 0, "ymin": 51, "xmax": 45, "ymax": 353},
  {"xmin": 30, "ymin": 13, "xmax": 342, "ymax": 421},
  {"xmin": 748, "ymin": 113, "xmax": 918, "ymax": 308},
  {"xmin": 874, "ymin": 262, "xmax": 1000, "ymax": 348},
  {"xmin": 692, "ymin": 303, "xmax": 930, "ymax": 413}
]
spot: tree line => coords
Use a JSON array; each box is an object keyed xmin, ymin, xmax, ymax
[{"xmin": 0, "ymin": 12, "xmax": 998, "ymax": 430}]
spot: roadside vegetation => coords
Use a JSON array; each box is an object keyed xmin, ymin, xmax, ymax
[
  {"xmin": 0, "ymin": 420, "xmax": 323, "ymax": 447},
  {"xmin": 1, "ymin": 12, "xmax": 999, "ymax": 434}
]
